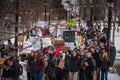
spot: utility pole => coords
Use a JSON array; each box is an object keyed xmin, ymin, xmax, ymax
[
  {"xmin": 90, "ymin": 0, "xmax": 93, "ymax": 27},
  {"xmin": 44, "ymin": 0, "xmax": 47, "ymax": 25},
  {"xmin": 48, "ymin": 7, "xmax": 51, "ymax": 25},
  {"xmin": 107, "ymin": 0, "xmax": 114, "ymax": 48},
  {"xmin": 15, "ymin": 0, "xmax": 19, "ymax": 53}
]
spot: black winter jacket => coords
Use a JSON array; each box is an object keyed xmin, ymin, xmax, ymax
[{"xmin": 69, "ymin": 54, "xmax": 79, "ymax": 72}]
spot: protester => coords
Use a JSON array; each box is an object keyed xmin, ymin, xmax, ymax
[
  {"xmin": 34, "ymin": 50, "xmax": 45, "ymax": 80},
  {"xmin": 100, "ymin": 48, "xmax": 110, "ymax": 80},
  {"xmin": 0, "ymin": 25, "xmax": 117, "ymax": 80},
  {"xmin": 109, "ymin": 42, "xmax": 116, "ymax": 67},
  {"xmin": 69, "ymin": 50, "xmax": 79, "ymax": 80},
  {"xmin": 27, "ymin": 51, "xmax": 35, "ymax": 80},
  {"xmin": 1, "ymin": 52, "xmax": 20, "ymax": 80},
  {"xmin": 84, "ymin": 51, "xmax": 96, "ymax": 80},
  {"xmin": 90, "ymin": 47, "xmax": 101, "ymax": 80},
  {"xmin": 56, "ymin": 51, "xmax": 70, "ymax": 80},
  {"xmin": 46, "ymin": 50, "xmax": 57, "ymax": 80},
  {"xmin": 78, "ymin": 47, "xmax": 86, "ymax": 80}
]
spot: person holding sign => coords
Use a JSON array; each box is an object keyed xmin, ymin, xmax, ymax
[{"xmin": 56, "ymin": 51, "xmax": 70, "ymax": 80}]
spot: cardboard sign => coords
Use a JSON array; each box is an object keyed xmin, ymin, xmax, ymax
[
  {"xmin": 18, "ymin": 35, "xmax": 24, "ymax": 42},
  {"xmin": 54, "ymin": 40, "xmax": 64, "ymax": 48},
  {"xmin": 61, "ymin": 46, "xmax": 70, "ymax": 51},
  {"xmin": 58, "ymin": 59, "xmax": 65, "ymax": 69},
  {"xmin": 0, "ymin": 58, "xmax": 4, "ymax": 65}
]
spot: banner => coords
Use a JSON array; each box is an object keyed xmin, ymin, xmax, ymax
[
  {"xmin": 69, "ymin": 19, "xmax": 75, "ymax": 27},
  {"xmin": 22, "ymin": 47, "xmax": 32, "ymax": 53}
]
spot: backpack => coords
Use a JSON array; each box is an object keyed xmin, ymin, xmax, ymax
[{"xmin": 18, "ymin": 64, "xmax": 23, "ymax": 75}]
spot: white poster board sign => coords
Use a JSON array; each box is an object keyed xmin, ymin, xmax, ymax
[
  {"xmin": 42, "ymin": 38, "xmax": 52, "ymax": 48},
  {"xmin": 23, "ymin": 41, "xmax": 32, "ymax": 48},
  {"xmin": 32, "ymin": 42, "xmax": 41, "ymax": 51},
  {"xmin": 65, "ymin": 42, "xmax": 76, "ymax": 50},
  {"xmin": 38, "ymin": 21, "xmax": 46, "ymax": 28}
]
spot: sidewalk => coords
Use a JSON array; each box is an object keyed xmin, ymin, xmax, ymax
[
  {"xmin": 108, "ymin": 73, "xmax": 120, "ymax": 80},
  {"xmin": 116, "ymin": 53, "xmax": 120, "ymax": 60}
]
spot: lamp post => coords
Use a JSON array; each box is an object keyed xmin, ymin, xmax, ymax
[
  {"xmin": 90, "ymin": 0, "xmax": 93, "ymax": 27},
  {"xmin": 44, "ymin": 0, "xmax": 47, "ymax": 25},
  {"xmin": 107, "ymin": 0, "xmax": 114, "ymax": 47},
  {"xmin": 79, "ymin": 5, "xmax": 81, "ymax": 27},
  {"xmin": 48, "ymin": 6, "xmax": 51, "ymax": 25},
  {"xmin": 15, "ymin": 0, "xmax": 19, "ymax": 53}
]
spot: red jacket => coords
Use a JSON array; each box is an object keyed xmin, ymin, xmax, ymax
[{"xmin": 34, "ymin": 56, "xmax": 45, "ymax": 72}]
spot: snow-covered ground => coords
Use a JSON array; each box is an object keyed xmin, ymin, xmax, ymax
[
  {"xmin": 111, "ymin": 30, "xmax": 120, "ymax": 59},
  {"xmin": 108, "ymin": 73, "xmax": 120, "ymax": 80}
]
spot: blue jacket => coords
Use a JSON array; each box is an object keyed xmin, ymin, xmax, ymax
[
  {"xmin": 28, "ymin": 57, "xmax": 35, "ymax": 77},
  {"xmin": 12, "ymin": 59, "xmax": 19, "ymax": 79}
]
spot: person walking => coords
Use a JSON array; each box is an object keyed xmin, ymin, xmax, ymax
[
  {"xmin": 46, "ymin": 50, "xmax": 57, "ymax": 80},
  {"xmin": 27, "ymin": 51, "xmax": 35, "ymax": 80},
  {"xmin": 69, "ymin": 50, "xmax": 79, "ymax": 80},
  {"xmin": 84, "ymin": 51, "xmax": 96, "ymax": 80},
  {"xmin": 56, "ymin": 51, "xmax": 70, "ymax": 80},
  {"xmin": 109, "ymin": 42, "xmax": 116, "ymax": 67},
  {"xmin": 34, "ymin": 50, "xmax": 45, "ymax": 80},
  {"xmin": 100, "ymin": 48, "xmax": 110, "ymax": 80},
  {"xmin": 78, "ymin": 49, "xmax": 86, "ymax": 80}
]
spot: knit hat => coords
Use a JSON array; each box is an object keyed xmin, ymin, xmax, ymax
[{"xmin": 48, "ymin": 46, "xmax": 54, "ymax": 50}]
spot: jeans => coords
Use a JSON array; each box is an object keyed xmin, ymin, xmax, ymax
[
  {"xmin": 101, "ymin": 69, "xmax": 108, "ymax": 80},
  {"xmin": 69, "ymin": 72, "xmax": 78, "ymax": 80},
  {"xmin": 79, "ymin": 70, "xmax": 86, "ymax": 80},
  {"xmin": 35, "ymin": 70, "xmax": 44, "ymax": 80}
]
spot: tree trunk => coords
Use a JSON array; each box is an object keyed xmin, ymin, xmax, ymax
[{"xmin": 112, "ymin": 20, "xmax": 115, "ymax": 43}]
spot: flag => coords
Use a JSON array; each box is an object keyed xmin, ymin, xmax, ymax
[
  {"xmin": 69, "ymin": 19, "xmax": 75, "ymax": 27},
  {"xmin": 54, "ymin": 45, "xmax": 63, "ymax": 56}
]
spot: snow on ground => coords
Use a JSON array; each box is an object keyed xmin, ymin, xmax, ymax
[
  {"xmin": 111, "ymin": 29, "xmax": 120, "ymax": 59},
  {"xmin": 108, "ymin": 73, "xmax": 120, "ymax": 80}
]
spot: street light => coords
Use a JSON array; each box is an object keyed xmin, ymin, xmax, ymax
[
  {"xmin": 15, "ymin": 0, "xmax": 19, "ymax": 53},
  {"xmin": 44, "ymin": 0, "xmax": 48, "ymax": 25},
  {"xmin": 107, "ymin": 0, "xmax": 114, "ymax": 47},
  {"xmin": 90, "ymin": 0, "xmax": 93, "ymax": 27}
]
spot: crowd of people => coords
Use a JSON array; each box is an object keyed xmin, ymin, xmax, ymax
[{"xmin": 0, "ymin": 26, "xmax": 116, "ymax": 80}]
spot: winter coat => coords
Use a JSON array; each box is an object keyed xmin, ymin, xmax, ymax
[
  {"xmin": 109, "ymin": 46, "xmax": 116, "ymax": 67},
  {"xmin": 27, "ymin": 57, "xmax": 35, "ymax": 77},
  {"xmin": 85, "ymin": 57, "xmax": 96, "ymax": 76},
  {"xmin": 46, "ymin": 55, "xmax": 58, "ymax": 79},
  {"xmin": 56, "ymin": 55, "xmax": 70, "ymax": 80},
  {"xmin": 34, "ymin": 56, "xmax": 45, "ymax": 72},
  {"xmin": 11, "ymin": 59, "xmax": 19, "ymax": 79},
  {"xmin": 100, "ymin": 57, "xmax": 110, "ymax": 71},
  {"xmin": 92, "ymin": 51, "xmax": 101, "ymax": 68},
  {"xmin": 78, "ymin": 55, "xmax": 86, "ymax": 70},
  {"xmin": 69, "ymin": 54, "xmax": 79, "ymax": 72}
]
